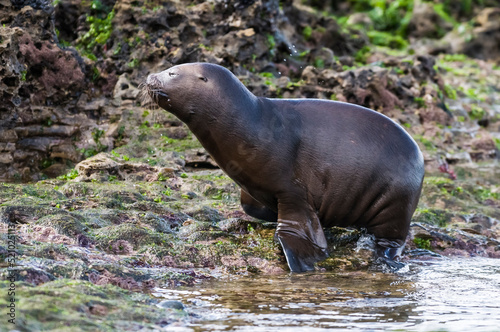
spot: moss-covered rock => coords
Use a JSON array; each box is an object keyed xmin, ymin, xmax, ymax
[
  {"xmin": 0, "ymin": 279, "xmax": 185, "ymax": 331},
  {"xmin": 1, "ymin": 0, "xmax": 500, "ymax": 329},
  {"xmin": 36, "ymin": 214, "xmax": 86, "ymax": 237},
  {"xmin": 91, "ymin": 223, "xmax": 166, "ymax": 251}
]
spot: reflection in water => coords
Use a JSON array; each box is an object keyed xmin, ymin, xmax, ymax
[{"xmin": 153, "ymin": 257, "xmax": 500, "ymax": 331}]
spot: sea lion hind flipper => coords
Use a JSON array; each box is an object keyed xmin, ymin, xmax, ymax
[
  {"xmin": 374, "ymin": 239, "xmax": 405, "ymax": 271},
  {"xmin": 375, "ymin": 238, "xmax": 404, "ymax": 260},
  {"xmin": 275, "ymin": 212, "xmax": 328, "ymax": 273}
]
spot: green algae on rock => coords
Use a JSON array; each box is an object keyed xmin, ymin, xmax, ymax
[
  {"xmin": 0, "ymin": 279, "xmax": 187, "ymax": 331},
  {"xmin": 0, "ymin": 0, "xmax": 500, "ymax": 330}
]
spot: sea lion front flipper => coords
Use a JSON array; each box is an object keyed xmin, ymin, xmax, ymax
[
  {"xmin": 240, "ymin": 189, "xmax": 278, "ymax": 222},
  {"xmin": 276, "ymin": 206, "xmax": 328, "ymax": 272}
]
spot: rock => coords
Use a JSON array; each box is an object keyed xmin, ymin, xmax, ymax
[
  {"xmin": 346, "ymin": 12, "xmax": 372, "ymax": 28},
  {"xmin": 218, "ymin": 218, "xmax": 274, "ymax": 234},
  {"xmin": 50, "ymin": 143, "xmax": 81, "ymax": 162},
  {"xmin": 41, "ymin": 163, "xmax": 69, "ymax": 178},
  {"xmin": 444, "ymin": 8, "xmax": 500, "ymax": 61},
  {"xmin": 471, "ymin": 135, "xmax": 496, "ymax": 151},
  {"xmin": 14, "ymin": 125, "xmax": 79, "ymax": 137},
  {"xmin": 0, "ymin": 143, "xmax": 15, "ymax": 152},
  {"xmin": 408, "ymin": 2, "xmax": 453, "ymax": 39},
  {"xmin": 113, "ymin": 74, "xmax": 140, "ymax": 102},
  {"xmin": 445, "ymin": 152, "xmax": 473, "ymax": 164},
  {"xmin": 178, "ymin": 219, "xmax": 227, "ymax": 241},
  {"xmin": 469, "ymin": 214, "xmax": 494, "ymax": 229},
  {"xmin": 92, "ymin": 223, "xmax": 162, "ymax": 250},
  {"xmin": 140, "ymin": 212, "xmax": 179, "ymax": 234},
  {"xmin": 0, "ymin": 2, "xmax": 90, "ymax": 181},
  {"xmin": 0, "ymin": 130, "xmax": 18, "ymax": 142},
  {"xmin": 218, "ymin": 218, "xmax": 251, "ymax": 234},
  {"xmin": 36, "ymin": 213, "xmax": 85, "ymax": 237},
  {"xmin": 7, "ymin": 266, "xmax": 55, "ymax": 286},
  {"xmin": 301, "ymin": 65, "xmax": 319, "ymax": 85},
  {"xmin": 185, "ymin": 206, "xmax": 223, "ymax": 224},
  {"xmin": 0, "ymin": 153, "xmax": 13, "ymax": 164},
  {"xmin": 76, "ymin": 95, "xmax": 107, "ymax": 112},
  {"xmin": 76, "ymin": 153, "xmax": 121, "ymax": 179},
  {"xmin": 158, "ymin": 300, "xmax": 185, "ymax": 310},
  {"xmin": 184, "ymin": 149, "xmax": 218, "ymax": 168}
]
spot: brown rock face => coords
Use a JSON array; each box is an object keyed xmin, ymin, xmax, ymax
[
  {"xmin": 463, "ymin": 8, "xmax": 500, "ymax": 61},
  {"xmin": 18, "ymin": 33, "xmax": 85, "ymax": 99},
  {"xmin": 0, "ymin": 1, "xmax": 89, "ymax": 181},
  {"xmin": 408, "ymin": 2, "xmax": 453, "ymax": 39}
]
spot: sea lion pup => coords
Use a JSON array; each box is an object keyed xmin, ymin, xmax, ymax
[{"xmin": 144, "ymin": 62, "xmax": 424, "ymax": 272}]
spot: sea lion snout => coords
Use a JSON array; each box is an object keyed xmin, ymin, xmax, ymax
[{"xmin": 146, "ymin": 74, "xmax": 162, "ymax": 89}]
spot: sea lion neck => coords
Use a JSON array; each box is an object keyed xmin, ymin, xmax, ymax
[{"xmin": 185, "ymin": 88, "xmax": 263, "ymax": 154}]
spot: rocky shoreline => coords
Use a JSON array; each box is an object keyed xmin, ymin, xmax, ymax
[{"xmin": 0, "ymin": 0, "xmax": 499, "ymax": 330}]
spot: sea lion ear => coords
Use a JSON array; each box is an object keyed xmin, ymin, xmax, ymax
[{"xmin": 198, "ymin": 76, "xmax": 208, "ymax": 82}]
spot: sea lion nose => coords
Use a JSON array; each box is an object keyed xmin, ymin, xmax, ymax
[{"xmin": 146, "ymin": 74, "xmax": 161, "ymax": 88}]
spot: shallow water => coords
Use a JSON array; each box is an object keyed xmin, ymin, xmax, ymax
[{"xmin": 153, "ymin": 257, "xmax": 500, "ymax": 331}]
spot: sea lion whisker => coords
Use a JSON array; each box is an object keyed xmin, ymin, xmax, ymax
[{"xmin": 138, "ymin": 85, "xmax": 161, "ymax": 110}]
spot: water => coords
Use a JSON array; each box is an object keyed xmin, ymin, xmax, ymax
[{"xmin": 153, "ymin": 257, "xmax": 500, "ymax": 331}]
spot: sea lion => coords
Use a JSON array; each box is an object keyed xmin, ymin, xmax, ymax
[{"xmin": 144, "ymin": 63, "xmax": 424, "ymax": 272}]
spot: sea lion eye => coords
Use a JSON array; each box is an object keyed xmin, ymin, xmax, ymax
[{"xmin": 199, "ymin": 76, "xmax": 208, "ymax": 82}]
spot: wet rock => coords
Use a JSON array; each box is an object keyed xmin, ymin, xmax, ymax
[
  {"xmin": 158, "ymin": 300, "xmax": 185, "ymax": 310},
  {"xmin": 246, "ymin": 257, "xmax": 286, "ymax": 274},
  {"xmin": 89, "ymin": 270, "xmax": 145, "ymax": 291}
]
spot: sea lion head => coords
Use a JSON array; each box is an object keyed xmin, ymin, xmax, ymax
[{"xmin": 144, "ymin": 63, "xmax": 255, "ymax": 123}]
